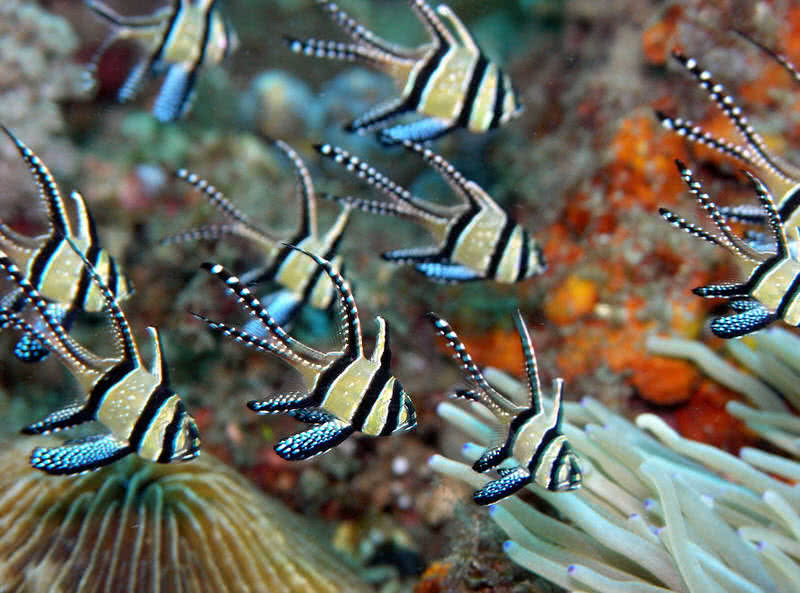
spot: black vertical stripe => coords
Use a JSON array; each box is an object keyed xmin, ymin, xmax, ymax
[
  {"xmin": 151, "ymin": 0, "xmax": 186, "ymax": 64},
  {"xmin": 441, "ymin": 207, "xmax": 480, "ymax": 259},
  {"xmin": 776, "ymin": 267, "xmax": 800, "ymax": 317},
  {"xmin": 516, "ymin": 229, "xmax": 530, "ymax": 282},
  {"xmin": 86, "ymin": 358, "xmax": 136, "ymax": 415},
  {"xmin": 489, "ymin": 68, "xmax": 507, "ymax": 129},
  {"xmin": 351, "ymin": 324, "xmax": 393, "ymax": 431},
  {"xmin": 405, "ymin": 44, "xmax": 451, "ymax": 111},
  {"xmin": 485, "ymin": 218, "xmax": 516, "ymax": 279},
  {"xmin": 778, "ymin": 186, "xmax": 800, "ymax": 222},
  {"xmin": 547, "ymin": 445, "xmax": 569, "ymax": 489},
  {"xmin": 73, "ymin": 243, "xmax": 101, "ymax": 311},
  {"xmin": 455, "ymin": 53, "xmax": 489, "ymax": 128},
  {"xmin": 310, "ymin": 355, "xmax": 357, "ymax": 405},
  {"xmin": 379, "ymin": 381, "xmax": 404, "ymax": 436},
  {"xmin": 174, "ymin": 1, "xmax": 218, "ymax": 114},
  {"xmin": 128, "ymin": 384, "xmax": 175, "ymax": 450},
  {"xmin": 157, "ymin": 400, "xmax": 186, "ymax": 462},
  {"xmin": 528, "ymin": 426, "xmax": 561, "ymax": 473},
  {"xmin": 29, "ymin": 236, "xmax": 64, "ymax": 289}
]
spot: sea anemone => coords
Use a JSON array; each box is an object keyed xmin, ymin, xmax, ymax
[
  {"xmin": 430, "ymin": 330, "xmax": 800, "ymax": 593},
  {"xmin": 0, "ymin": 438, "xmax": 372, "ymax": 593}
]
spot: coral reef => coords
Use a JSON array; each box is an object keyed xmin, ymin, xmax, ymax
[{"xmin": 0, "ymin": 437, "xmax": 372, "ymax": 593}]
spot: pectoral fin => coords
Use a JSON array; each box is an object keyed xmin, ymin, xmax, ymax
[
  {"xmin": 274, "ymin": 420, "xmax": 354, "ymax": 460},
  {"xmin": 30, "ymin": 434, "xmax": 132, "ymax": 475}
]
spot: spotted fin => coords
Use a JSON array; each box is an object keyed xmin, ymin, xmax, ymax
[
  {"xmin": 287, "ymin": 408, "xmax": 335, "ymax": 425},
  {"xmin": 241, "ymin": 289, "xmax": 302, "ymax": 333},
  {"xmin": 413, "ymin": 262, "xmax": 483, "ymax": 282},
  {"xmin": 30, "ymin": 434, "xmax": 132, "ymax": 475},
  {"xmin": 152, "ymin": 64, "xmax": 195, "ymax": 123},
  {"xmin": 13, "ymin": 304, "xmax": 70, "ymax": 363},
  {"xmin": 247, "ymin": 392, "xmax": 315, "ymax": 414},
  {"xmin": 381, "ymin": 246, "xmax": 441, "ymax": 264},
  {"xmin": 709, "ymin": 304, "xmax": 776, "ymax": 339},
  {"xmin": 274, "ymin": 420, "xmax": 355, "ymax": 461},
  {"xmin": 379, "ymin": 117, "xmax": 453, "ymax": 145},
  {"xmin": 472, "ymin": 445, "xmax": 508, "ymax": 473},
  {"xmin": 473, "ymin": 467, "xmax": 531, "ymax": 505},
  {"xmin": 22, "ymin": 403, "xmax": 92, "ymax": 435}
]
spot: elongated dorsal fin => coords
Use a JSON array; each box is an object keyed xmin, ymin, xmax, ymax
[
  {"xmin": 1, "ymin": 126, "xmax": 72, "ymax": 237},
  {"xmin": 435, "ymin": 4, "xmax": 478, "ymax": 53},
  {"xmin": 146, "ymin": 326, "xmax": 169, "ymax": 384},
  {"xmin": 273, "ymin": 140, "xmax": 318, "ymax": 239},
  {"xmin": 742, "ymin": 170, "xmax": 789, "ymax": 257},
  {"xmin": 513, "ymin": 310, "xmax": 542, "ymax": 414},
  {"xmin": 370, "ymin": 316, "xmax": 389, "ymax": 364},
  {"xmin": 409, "ymin": 0, "xmax": 456, "ymax": 48}
]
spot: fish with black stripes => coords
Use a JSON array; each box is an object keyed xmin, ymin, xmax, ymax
[
  {"xmin": 0, "ymin": 126, "xmax": 132, "ymax": 363},
  {"xmin": 315, "ymin": 141, "xmax": 545, "ymax": 283},
  {"xmin": 657, "ymin": 37, "xmax": 800, "ymax": 243},
  {"xmin": 161, "ymin": 140, "xmax": 353, "ymax": 328},
  {"xmin": 84, "ymin": 0, "xmax": 238, "ymax": 122},
  {"xmin": 194, "ymin": 247, "xmax": 416, "ymax": 460},
  {"xmin": 0, "ymin": 238, "xmax": 200, "ymax": 475},
  {"xmin": 659, "ymin": 160, "xmax": 800, "ymax": 338},
  {"xmin": 286, "ymin": 0, "xmax": 522, "ymax": 143},
  {"xmin": 428, "ymin": 311, "xmax": 581, "ymax": 503}
]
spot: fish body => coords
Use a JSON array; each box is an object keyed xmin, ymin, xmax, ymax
[
  {"xmin": 287, "ymin": 0, "xmax": 521, "ymax": 143},
  {"xmin": 0, "ymin": 127, "xmax": 131, "ymax": 363},
  {"xmin": 195, "ymin": 247, "xmax": 416, "ymax": 460},
  {"xmin": 658, "ymin": 39, "xmax": 800, "ymax": 235},
  {"xmin": 427, "ymin": 311, "xmax": 581, "ymax": 504},
  {"xmin": 163, "ymin": 140, "xmax": 352, "ymax": 327},
  {"xmin": 316, "ymin": 141, "xmax": 544, "ymax": 283},
  {"xmin": 0, "ymin": 238, "xmax": 199, "ymax": 475},
  {"xmin": 85, "ymin": 0, "xmax": 238, "ymax": 122},
  {"xmin": 660, "ymin": 161, "xmax": 800, "ymax": 338}
]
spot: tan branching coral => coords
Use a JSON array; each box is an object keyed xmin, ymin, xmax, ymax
[
  {"xmin": 430, "ymin": 340, "xmax": 800, "ymax": 593},
  {"xmin": 0, "ymin": 438, "xmax": 372, "ymax": 593}
]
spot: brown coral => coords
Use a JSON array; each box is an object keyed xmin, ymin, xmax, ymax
[{"xmin": 0, "ymin": 438, "xmax": 372, "ymax": 593}]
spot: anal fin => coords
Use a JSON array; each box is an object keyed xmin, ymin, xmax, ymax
[
  {"xmin": 274, "ymin": 420, "xmax": 354, "ymax": 460},
  {"xmin": 152, "ymin": 64, "xmax": 196, "ymax": 122},
  {"xmin": 473, "ymin": 445, "xmax": 508, "ymax": 473},
  {"xmin": 287, "ymin": 408, "xmax": 335, "ymax": 425},
  {"xmin": 473, "ymin": 467, "xmax": 531, "ymax": 505},
  {"xmin": 30, "ymin": 434, "xmax": 132, "ymax": 475},
  {"xmin": 22, "ymin": 403, "xmax": 92, "ymax": 435},
  {"xmin": 710, "ymin": 304, "xmax": 776, "ymax": 339}
]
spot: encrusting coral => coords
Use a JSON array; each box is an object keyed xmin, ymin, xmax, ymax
[
  {"xmin": 430, "ymin": 329, "xmax": 800, "ymax": 593},
  {"xmin": 0, "ymin": 438, "xmax": 373, "ymax": 593}
]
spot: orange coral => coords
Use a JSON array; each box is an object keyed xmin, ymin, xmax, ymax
[
  {"xmin": 544, "ymin": 274, "xmax": 598, "ymax": 326},
  {"xmin": 642, "ymin": 5, "xmax": 684, "ymax": 66},
  {"xmin": 629, "ymin": 356, "xmax": 698, "ymax": 405},
  {"xmin": 414, "ymin": 562, "xmax": 453, "ymax": 593}
]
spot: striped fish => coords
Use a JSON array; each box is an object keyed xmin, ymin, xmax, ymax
[
  {"xmin": 316, "ymin": 141, "xmax": 545, "ymax": 283},
  {"xmin": 657, "ymin": 38, "xmax": 800, "ymax": 239},
  {"xmin": 84, "ymin": 0, "xmax": 238, "ymax": 122},
  {"xmin": 0, "ymin": 238, "xmax": 200, "ymax": 475},
  {"xmin": 161, "ymin": 140, "xmax": 353, "ymax": 328},
  {"xmin": 0, "ymin": 126, "xmax": 132, "ymax": 363},
  {"xmin": 428, "ymin": 311, "xmax": 581, "ymax": 503},
  {"xmin": 660, "ymin": 160, "xmax": 800, "ymax": 338},
  {"xmin": 287, "ymin": 0, "xmax": 522, "ymax": 143},
  {"xmin": 194, "ymin": 247, "xmax": 416, "ymax": 460}
]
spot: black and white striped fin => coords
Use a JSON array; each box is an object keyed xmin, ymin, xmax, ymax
[
  {"xmin": 2, "ymin": 125, "xmax": 71, "ymax": 236},
  {"xmin": 472, "ymin": 444, "xmax": 508, "ymax": 473},
  {"xmin": 513, "ymin": 311, "xmax": 543, "ymax": 414},
  {"xmin": 283, "ymin": 245, "xmax": 362, "ymax": 358},
  {"xmin": 718, "ymin": 203, "xmax": 769, "ymax": 224},
  {"xmin": 381, "ymin": 246, "xmax": 441, "ymax": 264},
  {"xmin": 734, "ymin": 29, "xmax": 800, "ymax": 86},
  {"xmin": 273, "ymin": 139, "xmax": 319, "ymax": 239},
  {"xmin": 13, "ymin": 304, "xmax": 69, "ymax": 363},
  {"xmin": 323, "ymin": 193, "xmax": 422, "ymax": 222},
  {"xmin": 191, "ymin": 311, "xmax": 313, "ymax": 368},
  {"xmin": 63, "ymin": 236, "xmax": 139, "ymax": 364},
  {"xmin": 0, "ymin": 256, "xmax": 102, "ymax": 373},
  {"xmin": 288, "ymin": 407, "xmax": 335, "ymax": 425},
  {"xmin": 160, "ymin": 223, "xmax": 242, "ymax": 246},
  {"xmin": 742, "ymin": 171, "xmax": 788, "ymax": 257},
  {"xmin": 659, "ymin": 208, "xmax": 728, "ymax": 249},
  {"xmin": 30, "ymin": 434, "xmax": 132, "ymax": 475},
  {"xmin": 314, "ymin": 0, "xmax": 418, "ymax": 60},
  {"xmin": 315, "ymin": 144, "xmax": 451, "ymax": 222},
  {"xmin": 408, "ymin": 0, "xmax": 456, "ymax": 48},
  {"xmin": 692, "ymin": 283, "xmax": 750, "ymax": 298},
  {"xmin": 672, "ymin": 51, "xmax": 798, "ymax": 184},
  {"xmin": 400, "ymin": 141, "xmax": 484, "ymax": 210},
  {"xmin": 274, "ymin": 420, "xmax": 354, "ymax": 460},
  {"xmin": 175, "ymin": 168, "xmax": 260, "ymax": 229}
]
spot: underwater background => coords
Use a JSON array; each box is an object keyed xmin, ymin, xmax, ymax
[{"xmin": 2, "ymin": 0, "xmax": 800, "ymax": 591}]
